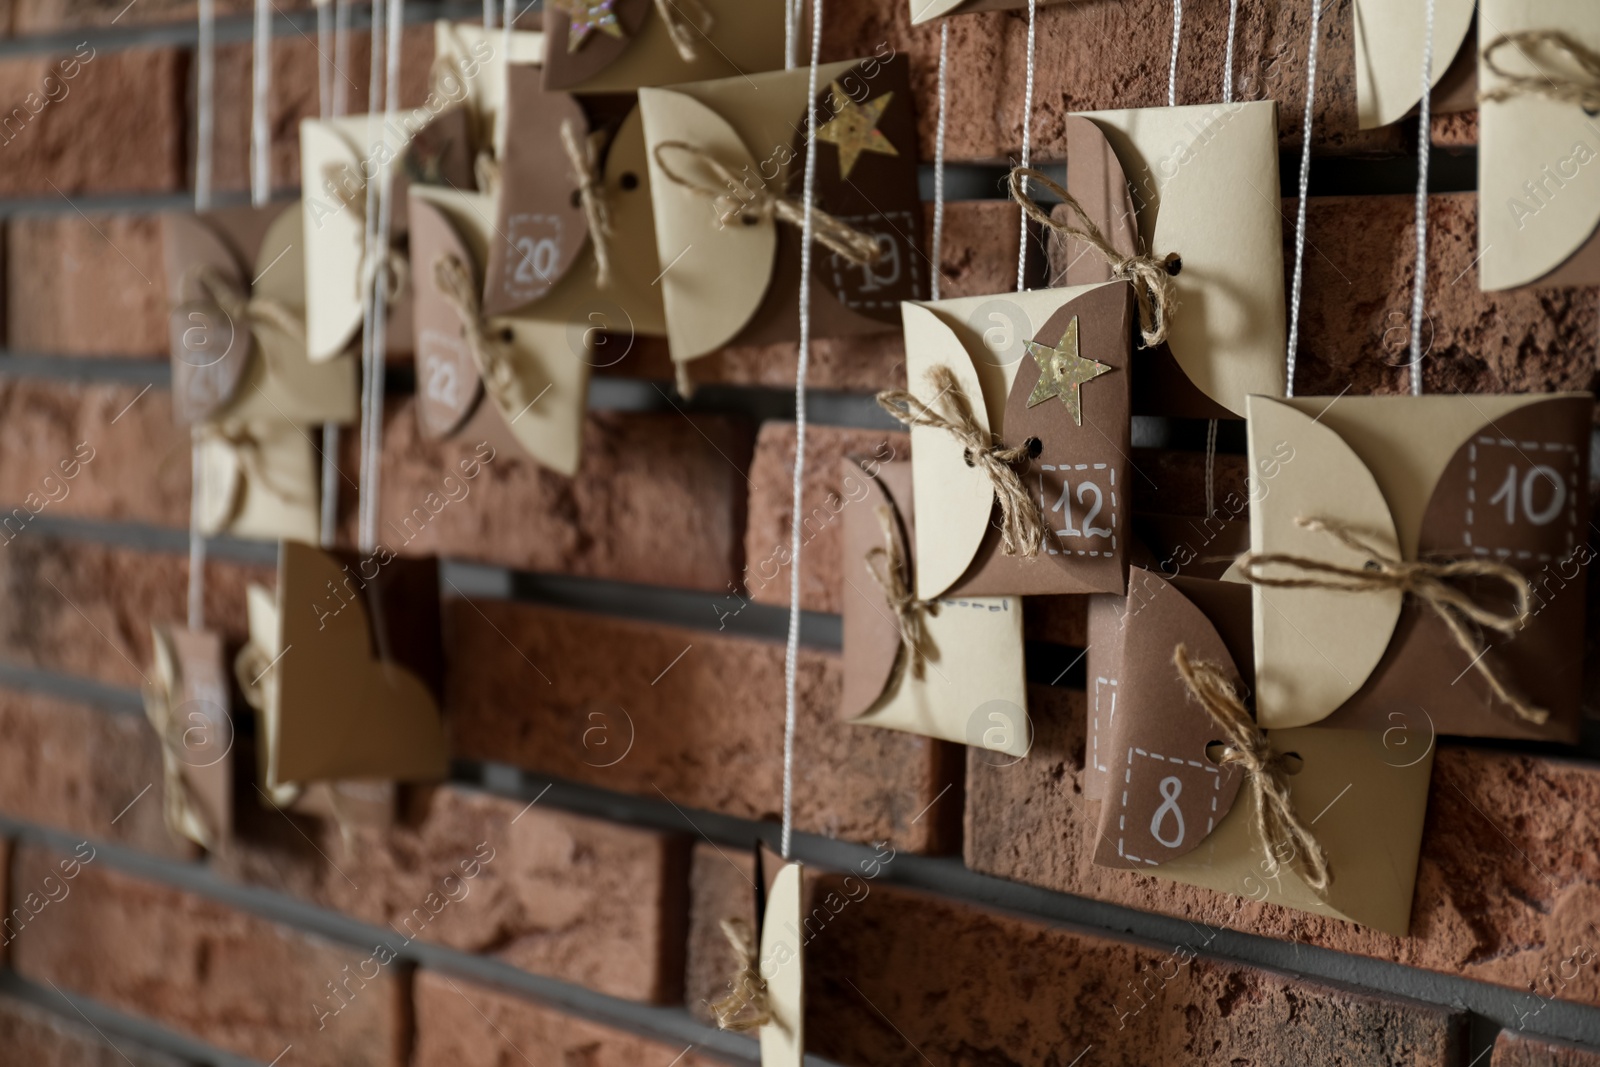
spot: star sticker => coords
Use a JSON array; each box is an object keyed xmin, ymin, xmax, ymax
[
  {"xmin": 1025, "ymin": 317, "xmax": 1113, "ymax": 426},
  {"xmin": 815, "ymin": 83, "xmax": 899, "ymax": 180},
  {"xmin": 554, "ymin": 0, "xmax": 625, "ymax": 53}
]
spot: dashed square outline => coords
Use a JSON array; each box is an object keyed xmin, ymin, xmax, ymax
[
  {"xmin": 1463, "ymin": 435, "xmax": 1578, "ymax": 563},
  {"xmin": 1116, "ymin": 744, "xmax": 1220, "ymax": 867}
]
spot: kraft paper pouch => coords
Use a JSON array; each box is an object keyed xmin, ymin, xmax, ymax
[
  {"xmin": 144, "ymin": 625, "xmax": 233, "ymax": 849},
  {"xmin": 163, "ymin": 202, "xmax": 358, "ymax": 424},
  {"xmin": 1247, "ymin": 393, "xmax": 1592, "ymax": 743},
  {"xmin": 542, "ymin": 0, "xmax": 786, "ymax": 94},
  {"xmin": 1354, "ymin": 0, "xmax": 1478, "ymax": 130},
  {"xmin": 901, "ymin": 281, "xmax": 1133, "ymax": 600},
  {"xmin": 409, "ymin": 184, "xmax": 596, "ymax": 475},
  {"xmin": 433, "ymin": 21, "xmax": 547, "ymax": 159},
  {"xmin": 638, "ymin": 54, "xmax": 925, "ymax": 374},
  {"xmin": 1478, "ymin": 2, "xmax": 1600, "ymax": 290},
  {"xmin": 1087, "ymin": 567, "xmax": 1434, "ymax": 935},
  {"xmin": 910, "ymin": 0, "xmax": 1073, "ymax": 24},
  {"xmin": 195, "ymin": 417, "xmax": 320, "ymax": 543},
  {"xmin": 838, "ymin": 456, "xmax": 1030, "ymax": 757},
  {"xmin": 1052, "ymin": 106, "xmax": 1285, "ymax": 419},
  {"xmin": 242, "ymin": 541, "xmax": 447, "ymax": 787}
]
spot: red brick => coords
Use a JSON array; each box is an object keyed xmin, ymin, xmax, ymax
[
  {"xmin": 0, "ymin": 687, "xmax": 189, "ymax": 859},
  {"xmin": 1496, "ymin": 1031, "xmax": 1600, "ymax": 1067},
  {"xmin": 9, "ymin": 843, "xmax": 407, "ymax": 1067},
  {"xmin": 6, "ymin": 214, "xmax": 166, "ymax": 356},
  {"xmin": 0, "ymin": 47, "xmax": 185, "ymax": 196},
  {"xmin": 965, "ymin": 686, "xmax": 1600, "ymax": 1010},
  {"xmin": 12, "ymin": 0, "xmax": 307, "ymax": 34},
  {"xmin": 214, "ymin": 787, "xmax": 689, "ymax": 1003},
  {"xmin": 412, "ymin": 969, "xmax": 729, "ymax": 1066},
  {"xmin": 372, "ymin": 400, "xmax": 752, "ymax": 593},
  {"xmin": 445, "ymin": 598, "xmax": 962, "ymax": 853},
  {"xmin": 0, "ymin": 995, "xmax": 190, "ymax": 1066}
]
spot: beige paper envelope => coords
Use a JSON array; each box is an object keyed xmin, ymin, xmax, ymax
[
  {"xmin": 433, "ymin": 21, "xmax": 547, "ymax": 158},
  {"xmin": 243, "ymin": 582, "xmax": 291, "ymax": 793},
  {"xmin": 1077, "ymin": 102, "xmax": 1286, "ymax": 416},
  {"xmin": 542, "ymin": 0, "xmax": 785, "ymax": 94},
  {"xmin": 410, "ymin": 185, "xmax": 593, "ymax": 476},
  {"xmin": 1478, "ymin": 1, "xmax": 1600, "ymax": 290},
  {"xmin": 760, "ymin": 861, "xmax": 805, "ymax": 1067},
  {"xmin": 196, "ymin": 418, "xmax": 320, "ymax": 543},
  {"xmin": 910, "ymin": 0, "xmax": 1073, "ymax": 24},
  {"xmin": 1247, "ymin": 393, "xmax": 1592, "ymax": 732},
  {"xmin": 1354, "ymin": 0, "xmax": 1477, "ymax": 129},
  {"xmin": 901, "ymin": 284, "xmax": 1119, "ymax": 600}
]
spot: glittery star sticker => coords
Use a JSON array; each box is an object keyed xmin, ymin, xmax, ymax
[
  {"xmin": 554, "ymin": 0, "xmax": 625, "ymax": 53},
  {"xmin": 1025, "ymin": 317, "xmax": 1113, "ymax": 426},
  {"xmin": 815, "ymin": 83, "xmax": 899, "ymax": 180}
]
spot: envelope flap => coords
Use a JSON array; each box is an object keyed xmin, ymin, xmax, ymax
[
  {"xmin": 410, "ymin": 190, "xmax": 488, "ymax": 440},
  {"xmin": 1055, "ymin": 114, "xmax": 1140, "ymax": 287},
  {"xmin": 1355, "ymin": 0, "xmax": 1478, "ymax": 129},
  {"xmin": 541, "ymin": 0, "xmax": 650, "ymax": 90},
  {"xmin": 909, "ymin": 0, "xmax": 967, "ymax": 22},
  {"xmin": 433, "ymin": 21, "xmax": 546, "ymax": 156},
  {"xmin": 1479, "ymin": 4, "xmax": 1600, "ymax": 289},
  {"xmin": 300, "ymin": 119, "xmax": 368, "ymax": 359},
  {"xmin": 839, "ymin": 457, "xmax": 914, "ymax": 720},
  {"xmin": 598, "ymin": 105, "xmax": 668, "ymax": 334},
  {"xmin": 759, "ymin": 861, "xmax": 805, "ymax": 1067},
  {"xmin": 1248, "ymin": 396, "xmax": 1402, "ymax": 728}
]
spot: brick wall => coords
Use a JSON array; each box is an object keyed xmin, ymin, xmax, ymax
[{"xmin": 0, "ymin": 0, "xmax": 1597, "ymax": 1065}]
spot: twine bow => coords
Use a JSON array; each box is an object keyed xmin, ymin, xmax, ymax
[
  {"xmin": 142, "ymin": 645, "xmax": 219, "ymax": 850},
  {"xmin": 323, "ymin": 163, "xmax": 409, "ymax": 305},
  {"xmin": 708, "ymin": 917, "xmax": 771, "ymax": 1032},
  {"xmin": 561, "ymin": 118, "xmax": 615, "ymax": 290},
  {"xmin": 194, "ymin": 423, "xmax": 310, "ymax": 532},
  {"xmin": 877, "ymin": 365, "xmax": 1048, "ymax": 558},
  {"xmin": 865, "ymin": 504, "xmax": 935, "ymax": 679},
  {"xmin": 1172, "ymin": 644, "xmax": 1332, "ymax": 895},
  {"xmin": 1008, "ymin": 167, "xmax": 1181, "ymax": 349},
  {"xmin": 653, "ymin": 0, "xmax": 714, "ymax": 63},
  {"xmin": 183, "ymin": 264, "xmax": 306, "ymax": 350},
  {"xmin": 1480, "ymin": 31, "xmax": 1600, "ymax": 112},
  {"xmin": 431, "ymin": 253, "xmax": 534, "ymax": 416},
  {"xmin": 1238, "ymin": 516, "xmax": 1546, "ymax": 725},
  {"xmin": 651, "ymin": 140, "xmax": 886, "ymax": 267}
]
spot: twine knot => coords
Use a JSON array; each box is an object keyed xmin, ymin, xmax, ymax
[
  {"xmin": 323, "ymin": 163, "xmax": 409, "ymax": 306},
  {"xmin": 142, "ymin": 644, "xmax": 219, "ymax": 849},
  {"xmin": 877, "ymin": 365, "xmax": 1049, "ymax": 558},
  {"xmin": 1172, "ymin": 644, "xmax": 1332, "ymax": 896},
  {"xmin": 183, "ymin": 264, "xmax": 306, "ymax": 350},
  {"xmin": 561, "ymin": 118, "xmax": 615, "ymax": 290},
  {"xmin": 1480, "ymin": 31, "xmax": 1600, "ymax": 112},
  {"xmin": 194, "ymin": 423, "xmax": 309, "ymax": 531},
  {"xmin": 653, "ymin": 0, "xmax": 714, "ymax": 63},
  {"xmin": 652, "ymin": 141, "xmax": 886, "ymax": 267},
  {"xmin": 1008, "ymin": 167, "xmax": 1179, "ymax": 349},
  {"xmin": 865, "ymin": 504, "xmax": 936, "ymax": 678},
  {"xmin": 430, "ymin": 253, "xmax": 533, "ymax": 416},
  {"xmin": 708, "ymin": 917, "xmax": 771, "ymax": 1032},
  {"xmin": 1238, "ymin": 516, "xmax": 1546, "ymax": 725}
]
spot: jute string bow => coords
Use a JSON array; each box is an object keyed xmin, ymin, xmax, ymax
[
  {"xmin": 1008, "ymin": 167, "xmax": 1181, "ymax": 349},
  {"xmin": 865, "ymin": 504, "xmax": 935, "ymax": 679},
  {"xmin": 431, "ymin": 253, "xmax": 534, "ymax": 415},
  {"xmin": 1238, "ymin": 516, "xmax": 1546, "ymax": 725},
  {"xmin": 561, "ymin": 118, "xmax": 615, "ymax": 290},
  {"xmin": 651, "ymin": 140, "xmax": 886, "ymax": 267},
  {"xmin": 1172, "ymin": 644, "xmax": 1332, "ymax": 895},
  {"xmin": 194, "ymin": 423, "xmax": 310, "ymax": 531},
  {"xmin": 877, "ymin": 365, "xmax": 1048, "ymax": 558},
  {"xmin": 184, "ymin": 264, "xmax": 306, "ymax": 350},
  {"xmin": 141, "ymin": 655, "xmax": 218, "ymax": 849},
  {"xmin": 653, "ymin": 0, "xmax": 714, "ymax": 63},
  {"xmin": 1480, "ymin": 31, "xmax": 1600, "ymax": 112},
  {"xmin": 709, "ymin": 917, "xmax": 771, "ymax": 1032},
  {"xmin": 323, "ymin": 163, "xmax": 410, "ymax": 304}
]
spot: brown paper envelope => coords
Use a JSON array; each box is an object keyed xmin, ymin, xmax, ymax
[
  {"xmin": 1478, "ymin": 2, "xmax": 1600, "ymax": 290},
  {"xmin": 902, "ymin": 282, "xmax": 1132, "ymax": 601},
  {"xmin": 839, "ymin": 457, "xmax": 1030, "ymax": 756},
  {"xmin": 149, "ymin": 624, "xmax": 233, "ymax": 846},
  {"xmin": 1248, "ymin": 393, "xmax": 1592, "ymax": 742},
  {"xmin": 409, "ymin": 185, "xmax": 594, "ymax": 476},
  {"xmin": 433, "ymin": 21, "xmax": 547, "ymax": 158},
  {"xmin": 638, "ymin": 55, "xmax": 924, "ymax": 367},
  {"xmin": 1068, "ymin": 103, "xmax": 1286, "ymax": 418},
  {"xmin": 542, "ymin": 0, "xmax": 785, "ymax": 94},
  {"xmin": 196, "ymin": 417, "xmax": 321, "ymax": 543},
  {"xmin": 1355, "ymin": 0, "xmax": 1477, "ymax": 129},
  {"xmin": 910, "ymin": 0, "xmax": 1074, "ymax": 24},
  {"xmin": 270, "ymin": 541, "xmax": 448, "ymax": 784},
  {"xmin": 759, "ymin": 860, "xmax": 805, "ymax": 1067}
]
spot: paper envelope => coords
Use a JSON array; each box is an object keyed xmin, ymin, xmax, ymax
[
  {"xmin": 638, "ymin": 54, "xmax": 925, "ymax": 370},
  {"xmin": 1054, "ymin": 105, "xmax": 1285, "ymax": 418},
  {"xmin": 257, "ymin": 541, "xmax": 447, "ymax": 784},
  {"xmin": 1354, "ymin": 0, "xmax": 1478, "ymax": 130},
  {"xmin": 1478, "ymin": 2, "xmax": 1600, "ymax": 290},
  {"xmin": 1087, "ymin": 566, "xmax": 1434, "ymax": 935},
  {"xmin": 902, "ymin": 281, "xmax": 1134, "ymax": 600},
  {"xmin": 758, "ymin": 851, "xmax": 804, "ymax": 1067},
  {"xmin": 408, "ymin": 184, "xmax": 595, "ymax": 476},
  {"xmin": 1248, "ymin": 393, "xmax": 1592, "ymax": 743},
  {"xmin": 146, "ymin": 624, "xmax": 233, "ymax": 848},
  {"xmin": 195, "ymin": 417, "xmax": 320, "ymax": 543},
  {"xmin": 163, "ymin": 203, "xmax": 358, "ymax": 424},
  {"xmin": 434, "ymin": 21, "xmax": 547, "ymax": 158},
  {"xmin": 909, "ymin": 0, "xmax": 1074, "ymax": 25},
  {"xmin": 541, "ymin": 0, "xmax": 785, "ymax": 94},
  {"xmin": 838, "ymin": 456, "xmax": 1030, "ymax": 756}
]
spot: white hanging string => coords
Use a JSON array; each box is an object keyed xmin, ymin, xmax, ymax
[
  {"xmin": 316, "ymin": 0, "xmax": 333, "ymax": 121},
  {"xmin": 1166, "ymin": 0, "xmax": 1182, "ymax": 106},
  {"xmin": 503, "ymin": 0, "xmax": 515, "ymax": 69},
  {"xmin": 781, "ymin": 0, "xmax": 825, "ymax": 863},
  {"xmin": 1222, "ymin": 0, "xmax": 1240, "ymax": 103},
  {"xmin": 317, "ymin": 0, "xmax": 341, "ymax": 548},
  {"xmin": 929, "ymin": 22, "xmax": 950, "ymax": 302},
  {"xmin": 251, "ymin": 0, "xmax": 272, "ymax": 206},
  {"xmin": 1408, "ymin": 0, "xmax": 1436, "ymax": 397},
  {"xmin": 356, "ymin": 0, "xmax": 386, "ymax": 553},
  {"xmin": 1284, "ymin": 0, "xmax": 1324, "ymax": 398},
  {"xmin": 1015, "ymin": 0, "xmax": 1037, "ymax": 291},
  {"xmin": 483, "ymin": 0, "xmax": 494, "ymax": 28},
  {"xmin": 784, "ymin": 0, "xmax": 800, "ymax": 69},
  {"xmin": 188, "ymin": 0, "xmax": 217, "ymax": 632},
  {"xmin": 333, "ymin": 0, "xmax": 352, "ymax": 117}
]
